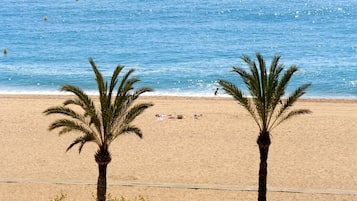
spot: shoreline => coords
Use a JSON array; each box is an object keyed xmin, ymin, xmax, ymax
[{"xmin": 1, "ymin": 93, "xmax": 357, "ymax": 103}]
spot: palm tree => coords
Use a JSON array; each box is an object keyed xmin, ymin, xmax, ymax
[
  {"xmin": 43, "ymin": 58, "xmax": 153, "ymax": 201},
  {"xmin": 218, "ymin": 53, "xmax": 311, "ymax": 201}
]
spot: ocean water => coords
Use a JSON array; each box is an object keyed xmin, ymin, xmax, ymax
[{"xmin": 0, "ymin": 0, "xmax": 356, "ymax": 98}]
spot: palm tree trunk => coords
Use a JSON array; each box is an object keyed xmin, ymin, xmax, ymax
[
  {"xmin": 97, "ymin": 163, "xmax": 108, "ymax": 201},
  {"xmin": 257, "ymin": 131, "xmax": 271, "ymax": 201}
]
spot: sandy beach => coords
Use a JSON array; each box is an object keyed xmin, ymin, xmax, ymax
[{"xmin": 1, "ymin": 95, "xmax": 357, "ymax": 201}]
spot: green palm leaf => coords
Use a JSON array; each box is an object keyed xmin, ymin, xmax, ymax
[
  {"xmin": 218, "ymin": 79, "xmax": 261, "ymax": 130},
  {"xmin": 219, "ymin": 53, "xmax": 311, "ymax": 132},
  {"xmin": 109, "ymin": 65, "xmax": 124, "ymax": 98},
  {"xmin": 67, "ymin": 133, "xmax": 98, "ymax": 153},
  {"xmin": 44, "ymin": 58, "xmax": 153, "ymax": 153},
  {"xmin": 124, "ymin": 103, "xmax": 154, "ymax": 124},
  {"xmin": 113, "ymin": 125, "xmax": 144, "ymax": 141},
  {"xmin": 272, "ymin": 109, "xmax": 312, "ymax": 130},
  {"xmin": 44, "ymin": 106, "xmax": 86, "ymax": 122}
]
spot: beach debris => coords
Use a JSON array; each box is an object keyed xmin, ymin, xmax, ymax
[
  {"xmin": 194, "ymin": 114, "xmax": 203, "ymax": 119},
  {"xmin": 155, "ymin": 114, "xmax": 187, "ymax": 120},
  {"xmin": 155, "ymin": 114, "xmax": 165, "ymax": 121}
]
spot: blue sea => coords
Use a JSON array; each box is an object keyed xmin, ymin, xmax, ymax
[{"xmin": 0, "ymin": 0, "xmax": 356, "ymax": 98}]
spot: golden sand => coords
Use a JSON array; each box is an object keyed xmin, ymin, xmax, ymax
[{"xmin": 0, "ymin": 95, "xmax": 357, "ymax": 201}]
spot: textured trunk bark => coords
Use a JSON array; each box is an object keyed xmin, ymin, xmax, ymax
[
  {"xmin": 95, "ymin": 147, "xmax": 111, "ymax": 201},
  {"xmin": 97, "ymin": 164, "xmax": 108, "ymax": 201},
  {"xmin": 257, "ymin": 132, "xmax": 271, "ymax": 201}
]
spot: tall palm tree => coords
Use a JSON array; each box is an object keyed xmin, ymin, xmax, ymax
[
  {"xmin": 218, "ymin": 53, "xmax": 311, "ymax": 201},
  {"xmin": 43, "ymin": 58, "xmax": 153, "ymax": 201}
]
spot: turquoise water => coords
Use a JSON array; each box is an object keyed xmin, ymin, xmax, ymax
[{"xmin": 0, "ymin": 0, "xmax": 356, "ymax": 98}]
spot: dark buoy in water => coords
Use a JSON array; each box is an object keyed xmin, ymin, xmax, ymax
[
  {"xmin": 44, "ymin": 16, "xmax": 48, "ymax": 21},
  {"xmin": 3, "ymin": 48, "xmax": 7, "ymax": 55}
]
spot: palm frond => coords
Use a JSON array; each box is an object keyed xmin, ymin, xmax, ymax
[
  {"xmin": 232, "ymin": 67, "xmax": 260, "ymax": 98},
  {"xmin": 66, "ymin": 133, "xmax": 98, "ymax": 153},
  {"xmin": 109, "ymin": 65, "xmax": 124, "ymax": 97},
  {"xmin": 66, "ymin": 137, "xmax": 83, "ymax": 152},
  {"xmin": 274, "ymin": 66, "xmax": 298, "ymax": 99},
  {"xmin": 59, "ymin": 85, "xmax": 102, "ymax": 137},
  {"xmin": 117, "ymin": 68, "xmax": 136, "ymax": 96},
  {"xmin": 274, "ymin": 82, "xmax": 310, "ymax": 117},
  {"xmin": 62, "ymin": 99, "xmax": 79, "ymax": 106},
  {"xmin": 89, "ymin": 58, "xmax": 106, "ymax": 97},
  {"xmin": 111, "ymin": 101, "xmax": 153, "ymax": 139},
  {"xmin": 122, "ymin": 126, "xmax": 143, "ymax": 138},
  {"xmin": 285, "ymin": 83, "xmax": 312, "ymax": 107},
  {"xmin": 271, "ymin": 109, "xmax": 312, "ymax": 130},
  {"xmin": 112, "ymin": 95, "xmax": 131, "ymax": 122},
  {"xmin": 58, "ymin": 127, "xmax": 73, "ymax": 135},
  {"xmin": 61, "ymin": 85, "xmax": 92, "ymax": 106},
  {"xmin": 112, "ymin": 72, "xmax": 140, "ymax": 118},
  {"xmin": 256, "ymin": 53, "xmax": 267, "ymax": 99},
  {"xmin": 133, "ymin": 86, "xmax": 154, "ymax": 98},
  {"xmin": 122, "ymin": 78, "xmax": 141, "ymax": 95},
  {"xmin": 269, "ymin": 55, "xmax": 281, "ymax": 75},
  {"xmin": 48, "ymin": 119, "xmax": 89, "ymax": 133},
  {"xmin": 43, "ymin": 106, "xmax": 85, "ymax": 122},
  {"xmin": 90, "ymin": 59, "xmax": 110, "ymax": 127},
  {"xmin": 268, "ymin": 64, "xmax": 284, "ymax": 105},
  {"xmin": 112, "ymin": 83, "xmax": 152, "ymax": 123},
  {"xmin": 220, "ymin": 54, "xmax": 311, "ymax": 133},
  {"xmin": 241, "ymin": 55, "xmax": 260, "ymax": 91},
  {"xmin": 60, "ymin": 85, "xmax": 96, "ymax": 115},
  {"xmin": 123, "ymin": 103, "xmax": 154, "ymax": 124},
  {"xmin": 62, "ymin": 98, "xmax": 99, "ymax": 121},
  {"xmin": 218, "ymin": 79, "xmax": 262, "ymax": 130},
  {"xmin": 265, "ymin": 58, "xmax": 284, "ymax": 128},
  {"xmin": 48, "ymin": 118, "xmax": 100, "ymax": 145},
  {"xmin": 45, "ymin": 58, "xmax": 153, "ymax": 155},
  {"xmin": 112, "ymin": 125, "xmax": 143, "ymax": 143},
  {"xmin": 268, "ymin": 83, "xmax": 311, "ymax": 131},
  {"xmin": 266, "ymin": 56, "xmax": 281, "ymax": 105}
]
